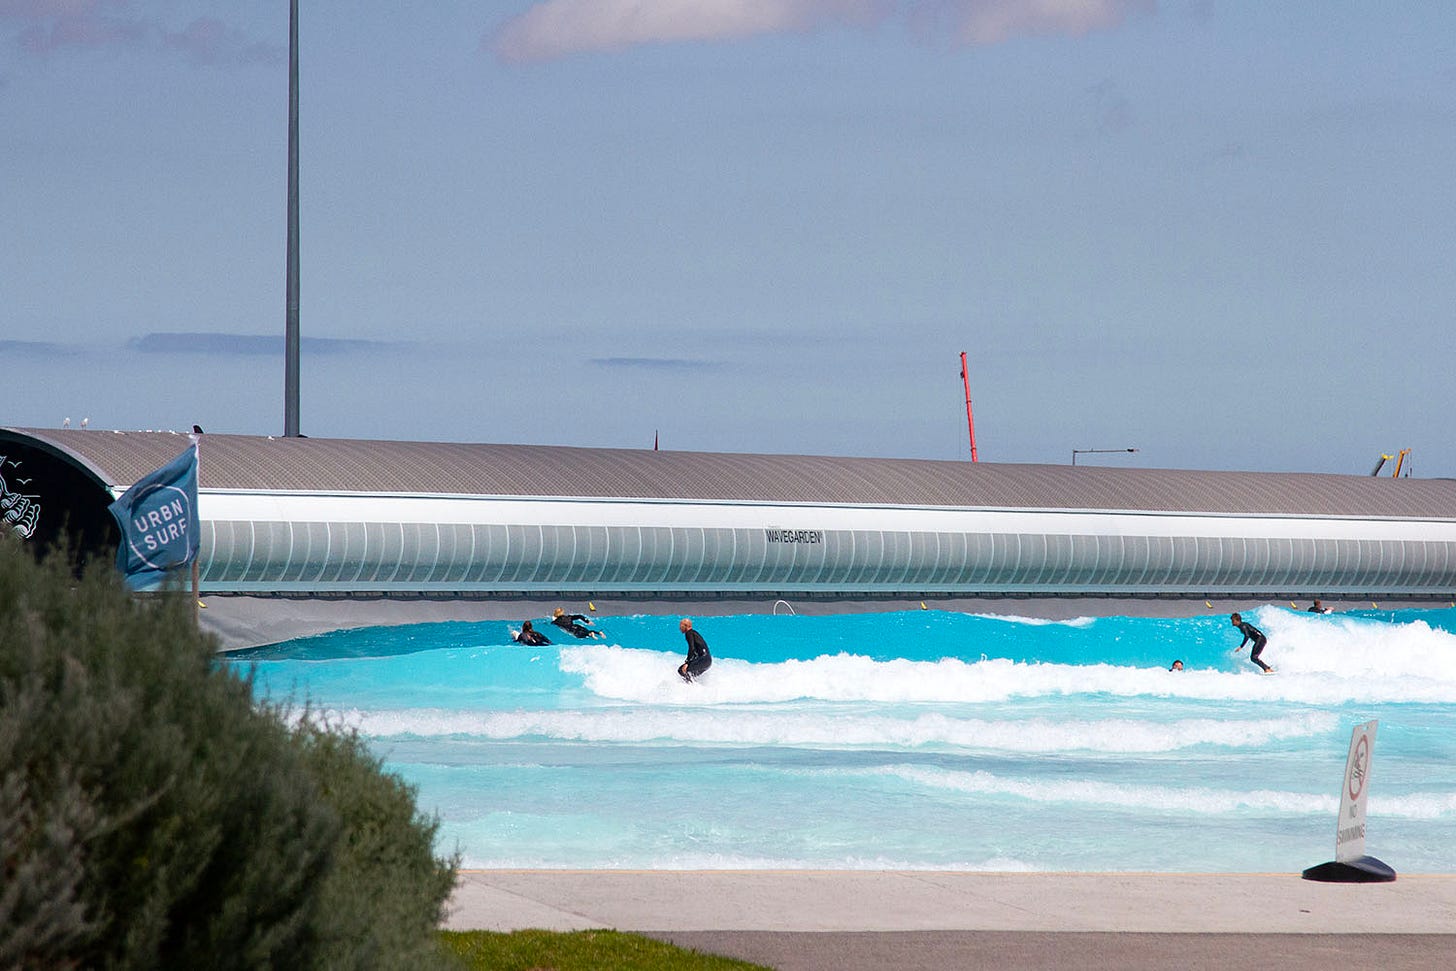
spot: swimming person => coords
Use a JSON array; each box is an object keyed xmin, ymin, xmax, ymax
[
  {"xmin": 552, "ymin": 607, "xmax": 604, "ymax": 639},
  {"xmin": 677, "ymin": 617, "xmax": 712, "ymax": 682},
  {"xmin": 1230, "ymin": 612, "xmax": 1273, "ymax": 673},
  {"xmin": 514, "ymin": 620, "xmax": 550, "ymax": 646},
  {"xmin": 1169, "ymin": 659, "xmax": 1184, "ymax": 671}
]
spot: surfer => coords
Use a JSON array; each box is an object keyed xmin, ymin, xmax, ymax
[
  {"xmin": 552, "ymin": 607, "xmax": 605, "ymax": 640},
  {"xmin": 677, "ymin": 617, "xmax": 712, "ymax": 682},
  {"xmin": 1169, "ymin": 659, "xmax": 1183, "ymax": 671},
  {"xmin": 1230, "ymin": 612, "xmax": 1273, "ymax": 673},
  {"xmin": 1308, "ymin": 599, "xmax": 1331, "ymax": 614},
  {"xmin": 514, "ymin": 620, "xmax": 550, "ymax": 646}
]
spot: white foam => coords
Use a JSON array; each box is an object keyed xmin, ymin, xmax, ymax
[
  {"xmin": 333, "ymin": 705, "xmax": 1335, "ymax": 754},
  {"xmin": 1252, "ymin": 608, "xmax": 1456, "ymax": 677},
  {"xmin": 969, "ymin": 613, "xmax": 1095, "ymax": 628},
  {"xmin": 861, "ymin": 764, "xmax": 1456, "ymax": 819},
  {"xmin": 556, "ymin": 640, "xmax": 1456, "ymax": 706}
]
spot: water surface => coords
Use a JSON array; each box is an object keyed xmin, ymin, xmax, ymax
[{"xmin": 235, "ymin": 605, "xmax": 1456, "ymax": 872}]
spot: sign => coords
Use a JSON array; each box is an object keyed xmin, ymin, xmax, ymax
[
  {"xmin": 765, "ymin": 529, "xmax": 824, "ymax": 544},
  {"xmin": 1335, "ymin": 719, "xmax": 1377, "ymax": 863},
  {"xmin": 106, "ymin": 445, "xmax": 199, "ymax": 590},
  {"xmin": 0, "ymin": 455, "xmax": 42, "ymax": 539}
]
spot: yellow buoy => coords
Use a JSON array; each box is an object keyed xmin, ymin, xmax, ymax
[{"xmin": 588, "ymin": 602, "xmax": 596, "ymax": 611}]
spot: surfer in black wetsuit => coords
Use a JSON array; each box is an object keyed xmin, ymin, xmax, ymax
[
  {"xmin": 678, "ymin": 617, "xmax": 711, "ymax": 682},
  {"xmin": 1230, "ymin": 612, "xmax": 1273, "ymax": 673},
  {"xmin": 552, "ymin": 607, "xmax": 605, "ymax": 639},
  {"xmin": 514, "ymin": 621, "xmax": 550, "ymax": 646}
]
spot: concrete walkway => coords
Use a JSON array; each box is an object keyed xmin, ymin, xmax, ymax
[{"xmin": 446, "ymin": 870, "xmax": 1456, "ymax": 969}]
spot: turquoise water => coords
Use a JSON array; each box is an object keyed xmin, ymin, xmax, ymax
[{"xmin": 234, "ymin": 606, "xmax": 1456, "ymax": 872}]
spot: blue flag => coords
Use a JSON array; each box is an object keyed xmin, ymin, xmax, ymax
[{"xmin": 107, "ymin": 445, "xmax": 199, "ymax": 590}]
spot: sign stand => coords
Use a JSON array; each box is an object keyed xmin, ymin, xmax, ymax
[{"xmin": 1302, "ymin": 720, "xmax": 1396, "ymax": 882}]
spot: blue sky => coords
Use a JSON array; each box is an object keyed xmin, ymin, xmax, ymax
[{"xmin": 4, "ymin": 1, "xmax": 1454, "ymax": 476}]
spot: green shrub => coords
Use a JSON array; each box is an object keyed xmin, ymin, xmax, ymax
[
  {"xmin": 296, "ymin": 721, "xmax": 460, "ymax": 970},
  {"xmin": 0, "ymin": 537, "xmax": 458, "ymax": 969}
]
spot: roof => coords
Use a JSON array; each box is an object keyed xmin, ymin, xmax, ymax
[{"xmin": 6, "ymin": 427, "xmax": 1454, "ymax": 519}]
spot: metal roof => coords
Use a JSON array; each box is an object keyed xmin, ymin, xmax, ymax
[{"xmin": 6, "ymin": 427, "xmax": 1454, "ymax": 519}]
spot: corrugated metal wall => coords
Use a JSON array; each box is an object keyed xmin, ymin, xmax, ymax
[{"xmin": 198, "ymin": 508, "xmax": 1456, "ymax": 597}]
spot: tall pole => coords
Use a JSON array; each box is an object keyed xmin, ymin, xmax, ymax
[
  {"xmin": 284, "ymin": 0, "xmax": 301, "ymax": 437},
  {"xmin": 960, "ymin": 352, "xmax": 978, "ymax": 462}
]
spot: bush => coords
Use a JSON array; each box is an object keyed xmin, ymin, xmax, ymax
[{"xmin": 0, "ymin": 538, "xmax": 458, "ymax": 969}]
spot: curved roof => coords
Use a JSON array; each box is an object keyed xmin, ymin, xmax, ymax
[{"xmin": 7, "ymin": 427, "xmax": 1454, "ymax": 520}]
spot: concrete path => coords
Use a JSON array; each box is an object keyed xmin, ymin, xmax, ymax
[{"xmin": 446, "ymin": 870, "xmax": 1456, "ymax": 969}]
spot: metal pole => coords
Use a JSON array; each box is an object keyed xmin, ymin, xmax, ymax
[
  {"xmin": 191, "ymin": 558, "xmax": 201, "ymax": 627},
  {"xmin": 1072, "ymin": 448, "xmax": 1138, "ymax": 466},
  {"xmin": 284, "ymin": 0, "xmax": 301, "ymax": 437}
]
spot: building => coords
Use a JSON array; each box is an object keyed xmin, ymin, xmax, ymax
[{"xmin": 4, "ymin": 426, "xmax": 1454, "ymax": 648}]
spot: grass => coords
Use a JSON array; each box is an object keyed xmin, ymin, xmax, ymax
[{"xmin": 438, "ymin": 929, "xmax": 770, "ymax": 970}]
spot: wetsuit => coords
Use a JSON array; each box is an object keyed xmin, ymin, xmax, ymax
[
  {"xmin": 515, "ymin": 627, "xmax": 550, "ymax": 646},
  {"xmin": 681, "ymin": 628, "xmax": 712, "ymax": 681},
  {"xmin": 552, "ymin": 613, "xmax": 596, "ymax": 639},
  {"xmin": 1235, "ymin": 619, "xmax": 1271, "ymax": 672}
]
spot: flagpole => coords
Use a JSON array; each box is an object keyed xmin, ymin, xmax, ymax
[
  {"xmin": 284, "ymin": 0, "xmax": 301, "ymax": 437},
  {"xmin": 189, "ymin": 436, "xmax": 202, "ymax": 625}
]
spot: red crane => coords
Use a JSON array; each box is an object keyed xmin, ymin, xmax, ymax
[{"xmin": 960, "ymin": 352, "xmax": 978, "ymax": 462}]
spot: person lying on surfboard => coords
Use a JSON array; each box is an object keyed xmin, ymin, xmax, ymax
[
  {"xmin": 514, "ymin": 620, "xmax": 551, "ymax": 646},
  {"xmin": 552, "ymin": 607, "xmax": 605, "ymax": 639}
]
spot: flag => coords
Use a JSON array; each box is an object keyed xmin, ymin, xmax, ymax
[{"xmin": 107, "ymin": 444, "xmax": 199, "ymax": 589}]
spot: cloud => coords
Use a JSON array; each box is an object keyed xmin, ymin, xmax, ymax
[
  {"xmin": 162, "ymin": 17, "xmax": 283, "ymax": 67},
  {"xmin": 487, "ymin": 0, "xmax": 1155, "ymax": 63},
  {"xmin": 127, "ymin": 333, "xmax": 407, "ymax": 356},
  {"xmin": 0, "ymin": 338, "xmax": 79, "ymax": 356},
  {"xmin": 491, "ymin": 0, "xmax": 883, "ymax": 63},
  {"xmin": 590, "ymin": 356, "xmax": 720, "ymax": 370},
  {"xmin": 2, "ymin": 1, "xmax": 281, "ymax": 65},
  {"xmin": 913, "ymin": 0, "xmax": 1155, "ymax": 46}
]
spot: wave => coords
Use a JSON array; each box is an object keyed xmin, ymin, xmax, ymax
[
  {"xmin": 968, "ymin": 613, "xmax": 1096, "ymax": 628},
  {"xmin": 246, "ymin": 608, "xmax": 1456, "ymax": 710},
  {"xmin": 325, "ymin": 706, "xmax": 1337, "ymax": 753},
  {"xmin": 1254, "ymin": 610, "xmax": 1456, "ymax": 677},
  {"xmin": 557, "ymin": 639, "xmax": 1456, "ymax": 705},
  {"xmin": 858, "ymin": 764, "xmax": 1456, "ymax": 819}
]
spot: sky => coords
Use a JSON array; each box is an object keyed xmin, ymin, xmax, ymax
[{"xmin": 3, "ymin": 1, "xmax": 1454, "ymax": 477}]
